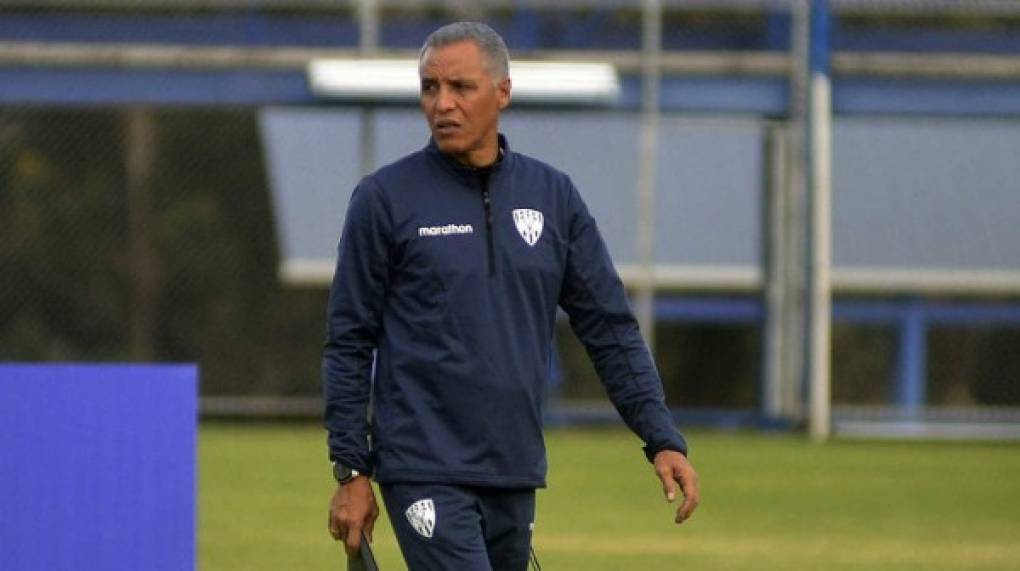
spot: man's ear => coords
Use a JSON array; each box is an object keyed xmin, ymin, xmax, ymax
[{"xmin": 497, "ymin": 77, "xmax": 512, "ymax": 110}]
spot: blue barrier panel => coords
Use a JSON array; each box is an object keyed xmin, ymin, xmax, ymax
[{"xmin": 0, "ymin": 364, "xmax": 197, "ymax": 571}]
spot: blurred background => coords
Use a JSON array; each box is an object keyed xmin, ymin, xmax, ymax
[{"xmin": 2, "ymin": 0, "xmax": 1019, "ymax": 439}]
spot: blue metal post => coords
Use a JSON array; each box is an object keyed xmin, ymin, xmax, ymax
[
  {"xmin": 896, "ymin": 300, "xmax": 928, "ymax": 416},
  {"xmin": 808, "ymin": 0, "xmax": 831, "ymax": 75}
]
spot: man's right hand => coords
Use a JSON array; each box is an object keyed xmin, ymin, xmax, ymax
[{"xmin": 328, "ymin": 476, "xmax": 379, "ymax": 556}]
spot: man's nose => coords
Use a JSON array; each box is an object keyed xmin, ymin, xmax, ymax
[{"xmin": 435, "ymin": 85, "xmax": 456, "ymax": 111}]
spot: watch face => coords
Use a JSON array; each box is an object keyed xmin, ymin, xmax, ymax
[{"xmin": 333, "ymin": 463, "xmax": 352, "ymax": 482}]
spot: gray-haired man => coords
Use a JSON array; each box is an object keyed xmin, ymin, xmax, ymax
[{"xmin": 324, "ymin": 21, "xmax": 699, "ymax": 570}]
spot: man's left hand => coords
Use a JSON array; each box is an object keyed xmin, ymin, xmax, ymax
[{"xmin": 653, "ymin": 449, "xmax": 700, "ymax": 524}]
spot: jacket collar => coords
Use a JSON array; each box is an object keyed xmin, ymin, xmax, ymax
[{"xmin": 426, "ymin": 133, "xmax": 513, "ymax": 182}]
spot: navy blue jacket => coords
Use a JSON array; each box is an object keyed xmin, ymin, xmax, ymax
[{"xmin": 323, "ymin": 134, "xmax": 687, "ymax": 488}]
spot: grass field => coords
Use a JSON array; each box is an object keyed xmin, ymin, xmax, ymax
[{"xmin": 199, "ymin": 422, "xmax": 1020, "ymax": 570}]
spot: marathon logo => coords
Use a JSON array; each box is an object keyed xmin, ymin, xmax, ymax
[{"xmin": 418, "ymin": 223, "xmax": 474, "ymax": 237}]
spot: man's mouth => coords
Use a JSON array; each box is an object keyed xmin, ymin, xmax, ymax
[{"xmin": 434, "ymin": 120, "xmax": 460, "ymax": 135}]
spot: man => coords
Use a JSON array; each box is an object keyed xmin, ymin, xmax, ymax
[{"xmin": 324, "ymin": 21, "xmax": 698, "ymax": 570}]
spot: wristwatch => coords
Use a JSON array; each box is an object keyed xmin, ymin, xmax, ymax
[{"xmin": 332, "ymin": 462, "xmax": 360, "ymax": 485}]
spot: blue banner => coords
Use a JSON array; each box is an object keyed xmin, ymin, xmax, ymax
[{"xmin": 0, "ymin": 364, "xmax": 197, "ymax": 571}]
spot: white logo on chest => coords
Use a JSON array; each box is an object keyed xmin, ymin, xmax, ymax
[
  {"xmin": 418, "ymin": 223, "xmax": 473, "ymax": 237},
  {"xmin": 405, "ymin": 498, "xmax": 436, "ymax": 538},
  {"xmin": 512, "ymin": 209, "xmax": 544, "ymax": 247}
]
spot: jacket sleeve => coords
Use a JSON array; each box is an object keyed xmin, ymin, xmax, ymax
[
  {"xmin": 322, "ymin": 177, "xmax": 392, "ymax": 473},
  {"xmin": 557, "ymin": 181, "xmax": 688, "ymax": 460}
]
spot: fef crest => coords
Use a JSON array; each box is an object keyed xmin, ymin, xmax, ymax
[{"xmin": 512, "ymin": 209, "xmax": 544, "ymax": 247}]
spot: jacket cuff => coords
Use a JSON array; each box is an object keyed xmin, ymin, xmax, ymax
[
  {"xmin": 328, "ymin": 451, "xmax": 374, "ymax": 476},
  {"xmin": 643, "ymin": 435, "xmax": 689, "ymax": 463}
]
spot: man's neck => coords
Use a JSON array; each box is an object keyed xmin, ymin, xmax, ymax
[{"xmin": 453, "ymin": 145, "xmax": 499, "ymax": 169}]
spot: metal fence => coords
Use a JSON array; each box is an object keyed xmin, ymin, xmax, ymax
[
  {"xmin": 1, "ymin": 107, "xmax": 329, "ymax": 397},
  {"xmin": 2, "ymin": 0, "xmax": 1019, "ymax": 435}
]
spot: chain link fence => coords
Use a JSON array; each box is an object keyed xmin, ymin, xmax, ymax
[{"xmin": 1, "ymin": 107, "xmax": 327, "ymax": 397}]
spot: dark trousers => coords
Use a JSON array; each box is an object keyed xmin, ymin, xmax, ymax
[{"xmin": 381, "ymin": 483, "xmax": 536, "ymax": 571}]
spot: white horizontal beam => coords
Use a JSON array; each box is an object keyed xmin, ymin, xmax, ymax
[
  {"xmin": 0, "ymin": 41, "xmax": 359, "ymax": 70},
  {"xmin": 307, "ymin": 58, "xmax": 621, "ymax": 105},
  {"xmin": 833, "ymin": 267, "xmax": 1020, "ymax": 296},
  {"xmin": 833, "ymin": 51, "xmax": 1020, "ymax": 80},
  {"xmin": 616, "ymin": 264, "xmax": 763, "ymax": 292},
  {"xmin": 834, "ymin": 421, "xmax": 1020, "ymax": 440},
  {"xmin": 282, "ymin": 259, "xmax": 1020, "ymax": 295},
  {"xmin": 8, "ymin": 42, "xmax": 1020, "ymax": 82},
  {"xmin": 279, "ymin": 259, "xmax": 337, "ymax": 287}
]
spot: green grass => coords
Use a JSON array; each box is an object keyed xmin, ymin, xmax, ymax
[{"xmin": 199, "ymin": 422, "xmax": 1020, "ymax": 570}]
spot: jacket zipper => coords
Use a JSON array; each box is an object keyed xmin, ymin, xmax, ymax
[{"xmin": 479, "ymin": 171, "xmax": 495, "ymax": 277}]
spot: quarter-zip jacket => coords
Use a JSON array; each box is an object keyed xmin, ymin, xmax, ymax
[{"xmin": 323, "ymin": 134, "xmax": 687, "ymax": 488}]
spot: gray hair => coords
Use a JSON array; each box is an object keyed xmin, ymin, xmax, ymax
[{"xmin": 419, "ymin": 21, "xmax": 510, "ymax": 81}]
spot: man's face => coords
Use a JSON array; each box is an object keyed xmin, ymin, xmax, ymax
[{"xmin": 419, "ymin": 40, "xmax": 511, "ymax": 167}]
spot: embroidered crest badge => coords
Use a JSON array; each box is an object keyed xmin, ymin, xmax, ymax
[
  {"xmin": 405, "ymin": 498, "xmax": 436, "ymax": 539},
  {"xmin": 512, "ymin": 208, "xmax": 544, "ymax": 247}
]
